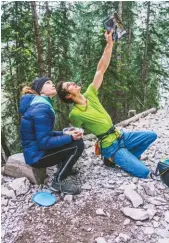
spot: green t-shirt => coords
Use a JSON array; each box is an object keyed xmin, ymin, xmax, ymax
[{"xmin": 69, "ymin": 84, "xmax": 120, "ymax": 148}]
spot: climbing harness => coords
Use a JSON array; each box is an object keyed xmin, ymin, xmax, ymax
[{"xmin": 95, "ymin": 125, "xmax": 122, "ymax": 166}]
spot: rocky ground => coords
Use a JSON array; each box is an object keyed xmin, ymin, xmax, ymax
[{"xmin": 1, "ymin": 108, "xmax": 169, "ymax": 243}]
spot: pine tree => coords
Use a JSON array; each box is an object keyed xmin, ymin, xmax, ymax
[{"xmin": 1, "ymin": 1, "xmax": 168, "ymax": 158}]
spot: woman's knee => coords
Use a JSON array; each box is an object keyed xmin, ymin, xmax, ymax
[{"xmin": 73, "ymin": 139, "xmax": 84, "ymax": 153}]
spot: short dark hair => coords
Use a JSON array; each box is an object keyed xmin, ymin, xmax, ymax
[{"xmin": 57, "ymin": 81, "xmax": 73, "ymax": 104}]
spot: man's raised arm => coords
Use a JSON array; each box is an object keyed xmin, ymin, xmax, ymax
[{"xmin": 92, "ymin": 30, "xmax": 114, "ymax": 90}]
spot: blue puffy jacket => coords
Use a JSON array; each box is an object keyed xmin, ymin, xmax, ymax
[{"xmin": 19, "ymin": 94, "xmax": 72, "ymax": 165}]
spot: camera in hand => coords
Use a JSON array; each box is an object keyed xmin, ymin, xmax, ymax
[{"xmin": 104, "ymin": 12, "xmax": 126, "ymax": 41}]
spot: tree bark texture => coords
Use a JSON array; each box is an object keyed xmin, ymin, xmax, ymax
[
  {"xmin": 46, "ymin": 2, "xmax": 52, "ymax": 77},
  {"xmin": 31, "ymin": 1, "xmax": 45, "ymax": 75},
  {"xmin": 117, "ymin": 1, "xmax": 123, "ymax": 73},
  {"xmin": 1, "ymin": 130, "xmax": 11, "ymax": 162},
  {"xmin": 142, "ymin": 2, "xmax": 151, "ymax": 104}
]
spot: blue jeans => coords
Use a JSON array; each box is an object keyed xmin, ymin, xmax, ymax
[{"xmin": 102, "ymin": 130, "xmax": 157, "ymax": 178}]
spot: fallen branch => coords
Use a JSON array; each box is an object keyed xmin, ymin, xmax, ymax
[{"xmin": 116, "ymin": 107, "xmax": 157, "ymax": 127}]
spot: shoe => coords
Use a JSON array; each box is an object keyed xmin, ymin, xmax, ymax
[
  {"xmin": 68, "ymin": 167, "xmax": 79, "ymax": 176},
  {"xmin": 104, "ymin": 157, "xmax": 116, "ymax": 167},
  {"xmin": 50, "ymin": 178, "xmax": 81, "ymax": 195}
]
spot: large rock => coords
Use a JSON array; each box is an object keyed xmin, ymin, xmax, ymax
[
  {"xmin": 4, "ymin": 153, "xmax": 47, "ymax": 184},
  {"xmin": 95, "ymin": 237, "xmax": 107, "ymax": 243},
  {"xmin": 1, "ymin": 185, "xmax": 15, "ymax": 199},
  {"xmin": 164, "ymin": 211, "xmax": 169, "ymax": 223},
  {"xmin": 7, "ymin": 177, "xmax": 30, "ymax": 196},
  {"xmin": 121, "ymin": 207, "xmax": 149, "ymax": 221},
  {"xmin": 124, "ymin": 188, "xmax": 143, "ymax": 207},
  {"xmin": 159, "ymin": 239, "xmax": 169, "ymax": 243}
]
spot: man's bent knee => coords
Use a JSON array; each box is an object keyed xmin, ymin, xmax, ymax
[
  {"xmin": 136, "ymin": 167, "xmax": 149, "ymax": 178},
  {"xmin": 151, "ymin": 131, "xmax": 157, "ymax": 141},
  {"xmin": 148, "ymin": 131, "xmax": 157, "ymax": 142}
]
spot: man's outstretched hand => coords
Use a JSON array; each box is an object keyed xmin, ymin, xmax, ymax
[{"xmin": 104, "ymin": 29, "xmax": 114, "ymax": 45}]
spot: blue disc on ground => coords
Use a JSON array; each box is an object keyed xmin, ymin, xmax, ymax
[{"xmin": 32, "ymin": 192, "xmax": 56, "ymax": 207}]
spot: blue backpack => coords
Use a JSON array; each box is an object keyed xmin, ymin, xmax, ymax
[{"xmin": 154, "ymin": 158, "xmax": 169, "ymax": 187}]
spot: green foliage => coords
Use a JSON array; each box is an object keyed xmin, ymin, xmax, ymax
[{"xmin": 1, "ymin": 1, "xmax": 169, "ymax": 155}]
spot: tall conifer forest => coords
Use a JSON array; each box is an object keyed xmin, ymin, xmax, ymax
[{"xmin": 1, "ymin": 1, "xmax": 169, "ymax": 161}]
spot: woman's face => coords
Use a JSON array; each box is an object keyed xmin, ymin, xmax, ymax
[{"xmin": 40, "ymin": 80, "xmax": 57, "ymax": 98}]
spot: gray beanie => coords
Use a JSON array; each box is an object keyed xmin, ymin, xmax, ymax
[{"xmin": 31, "ymin": 76, "xmax": 50, "ymax": 94}]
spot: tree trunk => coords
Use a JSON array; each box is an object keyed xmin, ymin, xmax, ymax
[
  {"xmin": 124, "ymin": 1, "xmax": 133, "ymax": 116},
  {"xmin": 46, "ymin": 2, "xmax": 52, "ymax": 77},
  {"xmin": 116, "ymin": 107, "xmax": 156, "ymax": 127},
  {"xmin": 127, "ymin": 2, "xmax": 132, "ymax": 70},
  {"xmin": 14, "ymin": 2, "xmax": 21, "ymax": 126},
  {"xmin": 117, "ymin": 1, "xmax": 123, "ymax": 73},
  {"xmin": 142, "ymin": 2, "xmax": 151, "ymax": 104},
  {"xmin": 1, "ymin": 130, "xmax": 11, "ymax": 162},
  {"xmin": 31, "ymin": 1, "xmax": 45, "ymax": 75}
]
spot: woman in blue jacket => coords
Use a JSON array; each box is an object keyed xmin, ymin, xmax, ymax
[{"xmin": 19, "ymin": 76, "xmax": 84, "ymax": 195}]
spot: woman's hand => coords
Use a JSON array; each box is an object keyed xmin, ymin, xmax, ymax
[{"xmin": 71, "ymin": 131, "xmax": 83, "ymax": 140}]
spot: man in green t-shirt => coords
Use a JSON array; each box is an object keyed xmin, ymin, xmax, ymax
[{"xmin": 57, "ymin": 30, "xmax": 157, "ymax": 178}]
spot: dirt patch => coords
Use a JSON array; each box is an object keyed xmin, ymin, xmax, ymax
[{"xmin": 16, "ymin": 195, "xmax": 135, "ymax": 243}]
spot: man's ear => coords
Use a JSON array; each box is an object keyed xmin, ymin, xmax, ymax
[{"xmin": 65, "ymin": 94, "xmax": 72, "ymax": 100}]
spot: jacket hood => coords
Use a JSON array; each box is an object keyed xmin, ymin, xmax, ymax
[
  {"xmin": 19, "ymin": 94, "xmax": 55, "ymax": 115},
  {"xmin": 19, "ymin": 94, "xmax": 35, "ymax": 115}
]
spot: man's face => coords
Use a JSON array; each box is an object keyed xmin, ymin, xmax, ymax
[{"xmin": 62, "ymin": 82, "xmax": 81, "ymax": 96}]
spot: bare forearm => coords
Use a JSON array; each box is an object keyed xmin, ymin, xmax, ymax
[
  {"xmin": 97, "ymin": 42, "xmax": 114, "ymax": 73},
  {"xmin": 92, "ymin": 30, "xmax": 114, "ymax": 90}
]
